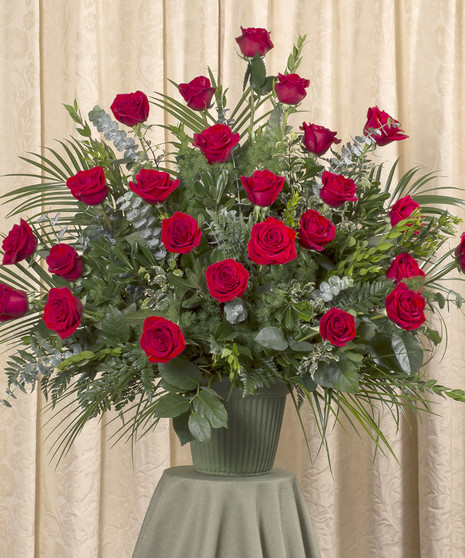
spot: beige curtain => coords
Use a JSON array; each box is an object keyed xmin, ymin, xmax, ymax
[{"xmin": 1, "ymin": 1, "xmax": 465, "ymax": 557}]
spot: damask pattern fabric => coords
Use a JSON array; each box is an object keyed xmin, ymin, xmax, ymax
[{"xmin": 0, "ymin": 2, "xmax": 464, "ymax": 557}]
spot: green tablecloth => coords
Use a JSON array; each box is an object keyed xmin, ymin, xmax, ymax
[{"xmin": 132, "ymin": 466, "xmax": 320, "ymax": 558}]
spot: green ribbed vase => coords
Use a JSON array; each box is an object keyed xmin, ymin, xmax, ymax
[{"xmin": 190, "ymin": 381, "xmax": 288, "ymax": 476}]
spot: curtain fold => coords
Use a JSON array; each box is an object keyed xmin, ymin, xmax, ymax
[{"xmin": 1, "ymin": 2, "xmax": 464, "ymax": 557}]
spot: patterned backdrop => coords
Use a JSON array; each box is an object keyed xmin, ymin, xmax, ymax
[{"xmin": 1, "ymin": 1, "xmax": 464, "ymax": 557}]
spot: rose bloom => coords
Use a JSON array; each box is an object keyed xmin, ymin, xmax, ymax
[
  {"xmin": 320, "ymin": 171, "xmax": 358, "ymax": 207},
  {"xmin": 240, "ymin": 170, "xmax": 285, "ymax": 207},
  {"xmin": 161, "ymin": 212, "xmax": 202, "ymax": 254},
  {"xmin": 300, "ymin": 122, "xmax": 341, "ymax": 156},
  {"xmin": 389, "ymin": 195, "xmax": 421, "ymax": 228},
  {"xmin": 193, "ymin": 124, "xmax": 240, "ymax": 164},
  {"xmin": 66, "ymin": 166, "xmax": 108, "ymax": 205},
  {"xmin": 386, "ymin": 253, "xmax": 425, "ymax": 284},
  {"xmin": 110, "ymin": 90, "xmax": 150, "ymax": 127},
  {"xmin": 206, "ymin": 259, "xmax": 249, "ymax": 303},
  {"xmin": 248, "ymin": 216, "xmax": 297, "ymax": 265},
  {"xmin": 299, "ymin": 209, "xmax": 336, "ymax": 251},
  {"xmin": 319, "ymin": 308, "xmax": 356, "ymax": 347},
  {"xmin": 274, "ymin": 73, "xmax": 310, "ymax": 105},
  {"xmin": 46, "ymin": 244, "xmax": 84, "ymax": 281},
  {"xmin": 0, "ymin": 284, "xmax": 28, "ymax": 321},
  {"xmin": 385, "ymin": 282, "xmax": 426, "ymax": 331},
  {"xmin": 139, "ymin": 316, "xmax": 185, "ymax": 363},
  {"xmin": 235, "ymin": 26, "xmax": 274, "ymax": 57},
  {"xmin": 129, "ymin": 169, "xmax": 179, "ymax": 204},
  {"xmin": 363, "ymin": 106, "xmax": 408, "ymax": 146},
  {"xmin": 178, "ymin": 76, "xmax": 215, "ymax": 111},
  {"xmin": 2, "ymin": 218, "xmax": 37, "ymax": 265},
  {"xmin": 42, "ymin": 287, "xmax": 82, "ymax": 339},
  {"xmin": 455, "ymin": 232, "xmax": 465, "ymax": 273}
]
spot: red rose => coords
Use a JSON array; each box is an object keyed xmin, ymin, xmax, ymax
[
  {"xmin": 455, "ymin": 233, "xmax": 465, "ymax": 273},
  {"xmin": 42, "ymin": 287, "xmax": 82, "ymax": 339},
  {"xmin": 389, "ymin": 195, "xmax": 421, "ymax": 227},
  {"xmin": 161, "ymin": 212, "xmax": 202, "ymax": 254},
  {"xmin": 206, "ymin": 259, "xmax": 249, "ymax": 303},
  {"xmin": 2, "ymin": 219, "xmax": 37, "ymax": 265},
  {"xmin": 320, "ymin": 171, "xmax": 358, "ymax": 207},
  {"xmin": 240, "ymin": 170, "xmax": 285, "ymax": 207},
  {"xmin": 139, "ymin": 316, "xmax": 185, "ymax": 363},
  {"xmin": 46, "ymin": 244, "xmax": 84, "ymax": 281},
  {"xmin": 274, "ymin": 73, "xmax": 310, "ymax": 105},
  {"xmin": 248, "ymin": 217, "xmax": 297, "ymax": 265},
  {"xmin": 319, "ymin": 308, "xmax": 356, "ymax": 347},
  {"xmin": 235, "ymin": 26, "xmax": 274, "ymax": 57},
  {"xmin": 110, "ymin": 90, "xmax": 150, "ymax": 127},
  {"xmin": 192, "ymin": 124, "xmax": 240, "ymax": 164},
  {"xmin": 178, "ymin": 76, "xmax": 216, "ymax": 111},
  {"xmin": 0, "ymin": 284, "xmax": 28, "ymax": 321},
  {"xmin": 363, "ymin": 106, "xmax": 408, "ymax": 146},
  {"xmin": 129, "ymin": 169, "xmax": 179, "ymax": 204},
  {"xmin": 385, "ymin": 282, "xmax": 426, "ymax": 331},
  {"xmin": 66, "ymin": 166, "xmax": 108, "ymax": 205},
  {"xmin": 300, "ymin": 122, "xmax": 341, "ymax": 156},
  {"xmin": 299, "ymin": 209, "xmax": 336, "ymax": 251},
  {"xmin": 386, "ymin": 253, "xmax": 425, "ymax": 284}
]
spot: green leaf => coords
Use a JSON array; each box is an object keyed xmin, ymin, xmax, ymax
[
  {"xmin": 193, "ymin": 388, "xmax": 228, "ymax": 428},
  {"xmin": 255, "ymin": 327, "xmax": 289, "ymax": 350},
  {"xmin": 155, "ymin": 393, "xmax": 190, "ymax": 418},
  {"xmin": 172, "ymin": 411, "xmax": 195, "ymax": 445},
  {"xmin": 267, "ymin": 104, "xmax": 284, "ymax": 131},
  {"xmin": 289, "ymin": 340, "xmax": 313, "ymax": 352},
  {"xmin": 158, "ymin": 358, "xmax": 202, "ymax": 391},
  {"xmin": 250, "ymin": 53, "xmax": 266, "ymax": 91},
  {"xmin": 391, "ymin": 332, "xmax": 423, "ymax": 375},
  {"xmin": 101, "ymin": 308, "xmax": 130, "ymax": 344},
  {"xmin": 314, "ymin": 357, "xmax": 359, "ymax": 393},
  {"xmin": 57, "ymin": 351, "xmax": 95, "ymax": 371},
  {"xmin": 188, "ymin": 411, "xmax": 211, "ymax": 441}
]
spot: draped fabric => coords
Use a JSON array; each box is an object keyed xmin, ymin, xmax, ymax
[{"xmin": 1, "ymin": 1, "xmax": 464, "ymax": 557}]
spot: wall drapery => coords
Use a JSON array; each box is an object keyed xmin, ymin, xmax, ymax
[{"xmin": 1, "ymin": 2, "xmax": 464, "ymax": 557}]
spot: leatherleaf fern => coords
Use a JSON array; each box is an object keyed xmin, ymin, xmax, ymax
[{"xmin": 1, "ymin": 33, "xmax": 465, "ymax": 465}]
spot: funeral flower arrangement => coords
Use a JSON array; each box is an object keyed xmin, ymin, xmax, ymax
[{"xmin": 2, "ymin": 28, "xmax": 465, "ymax": 459}]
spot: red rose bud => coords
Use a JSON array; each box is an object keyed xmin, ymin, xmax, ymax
[
  {"xmin": 192, "ymin": 124, "xmax": 240, "ymax": 164},
  {"xmin": 300, "ymin": 122, "xmax": 341, "ymax": 156},
  {"xmin": 46, "ymin": 244, "xmax": 84, "ymax": 281},
  {"xmin": 274, "ymin": 73, "xmax": 310, "ymax": 105},
  {"xmin": 66, "ymin": 166, "xmax": 108, "ymax": 205},
  {"xmin": 385, "ymin": 282, "xmax": 426, "ymax": 331},
  {"xmin": 386, "ymin": 253, "xmax": 425, "ymax": 284},
  {"xmin": 363, "ymin": 106, "xmax": 408, "ymax": 146},
  {"xmin": 319, "ymin": 308, "xmax": 356, "ymax": 347},
  {"xmin": 2, "ymin": 219, "xmax": 37, "ymax": 265},
  {"xmin": 0, "ymin": 284, "xmax": 28, "ymax": 321},
  {"xmin": 320, "ymin": 171, "xmax": 358, "ymax": 208},
  {"xmin": 455, "ymin": 233, "xmax": 465, "ymax": 273},
  {"xmin": 248, "ymin": 217, "xmax": 297, "ymax": 265},
  {"xmin": 235, "ymin": 26, "xmax": 274, "ymax": 58},
  {"xmin": 206, "ymin": 259, "xmax": 249, "ymax": 303},
  {"xmin": 389, "ymin": 195, "xmax": 421, "ymax": 228},
  {"xmin": 129, "ymin": 169, "xmax": 179, "ymax": 204},
  {"xmin": 139, "ymin": 316, "xmax": 185, "ymax": 363},
  {"xmin": 110, "ymin": 90, "xmax": 150, "ymax": 127},
  {"xmin": 161, "ymin": 212, "xmax": 202, "ymax": 254},
  {"xmin": 42, "ymin": 287, "xmax": 82, "ymax": 339},
  {"xmin": 178, "ymin": 76, "xmax": 216, "ymax": 111},
  {"xmin": 240, "ymin": 170, "xmax": 285, "ymax": 207},
  {"xmin": 299, "ymin": 209, "xmax": 336, "ymax": 251}
]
